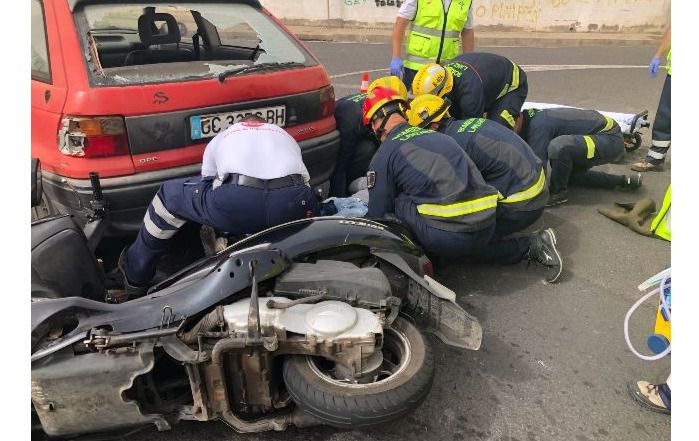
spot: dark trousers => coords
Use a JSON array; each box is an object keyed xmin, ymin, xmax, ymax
[
  {"xmin": 495, "ymin": 206, "xmax": 544, "ymax": 237},
  {"xmin": 396, "ymin": 201, "xmax": 530, "ymax": 265},
  {"xmin": 548, "ymin": 131, "xmax": 625, "ymax": 194},
  {"xmin": 402, "ymin": 67, "xmax": 418, "ymax": 92},
  {"xmin": 329, "ymin": 138, "xmax": 379, "ymax": 197},
  {"xmin": 124, "ymin": 177, "xmax": 319, "ymax": 285},
  {"xmin": 647, "ymin": 74, "xmax": 671, "ymax": 162},
  {"xmin": 488, "ymin": 68, "xmax": 529, "ymax": 129}
]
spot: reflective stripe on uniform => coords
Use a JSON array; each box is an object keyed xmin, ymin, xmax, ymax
[
  {"xmin": 411, "ymin": 24, "xmax": 461, "ymax": 38},
  {"xmin": 144, "ymin": 211, "xmax": 179, "ymax": 240},
  {"xmin": 496, "ymin": 62, "xmax": 521, "ymax": 100},
  {"xmin": 500, "ymin": 110, "xmax": 516, "ymax": 128},
  {"xmin": 406, "ymin": 53, "xmax": 437, "ymax": 66},
  {"xmin": 651, "ymin": 140, "xmax": 671, "ymax": 148},
  {"xmin": 647, "ymin": 149, "xmax": 667, "ymax": 159},
  {"xmin": 501, "ymin": 169, "xmax": 546, "ymax": 204},
  {"xmin": 417, "ymin": 194, "xmax": 499, "ymax": 218},
  {"xmin": 584, "ymin": 135, "xmax": 596, "ymax": 159},
  {"xmin": 601, "ymin": 116, "xmax": 615, "ymax": 132},
  {"xmin": 152, "ymin": 194, "xmax": 186, "ymax": 228}
]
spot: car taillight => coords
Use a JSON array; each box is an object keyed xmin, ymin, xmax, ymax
[
  {"xmin": 58, "ymin": 116, "xmax": 130, "ymax": 158},
  {"xmin": 319, "ymin": 85, "xmax": 335, "ymax": 118}
]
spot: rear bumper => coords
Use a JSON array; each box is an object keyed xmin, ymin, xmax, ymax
[{"xmin": 43, "ymin": 130, "xmax": 340, "ymax": 235}]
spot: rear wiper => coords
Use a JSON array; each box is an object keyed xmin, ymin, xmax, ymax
[{"xmin": 218, "ymin": 62, "xmax": 305, "ymax": 83}]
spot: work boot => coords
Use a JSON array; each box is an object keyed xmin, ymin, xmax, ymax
[
  {"xmin": 631, "ymin": 157, "xmax": 664, "ymax": 172},
  {"xmin": 546, "ymin": 189, "xmax": 569, "ymax": 207},
  {"xmin": 619, "ymin": 173, "xmax": 643, "ymax": 190},
  {"xmin": 114, "ymin": 248, "xmax": 148, "ymax": 300},
  {"xmin": 528, "ymin": 228, "xmax": 563, "ymax": 283}
]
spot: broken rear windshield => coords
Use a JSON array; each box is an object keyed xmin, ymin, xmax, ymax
[{"xmin": 73, "ymin": 2, "xmax": 314, "ymax": 86}]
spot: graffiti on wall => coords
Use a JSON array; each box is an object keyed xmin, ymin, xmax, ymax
[
  {"xmin": 343, "ymin": 0, "xmax": 403, "ymax": 6},
  {"xmin": 474, "ymin": 0, "xmax": 542, "ymax": 27}
]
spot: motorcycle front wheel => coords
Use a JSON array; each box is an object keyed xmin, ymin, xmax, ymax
[{"xmin": 283, "ymin": 317, "xmax": 434, "ymax": 429}]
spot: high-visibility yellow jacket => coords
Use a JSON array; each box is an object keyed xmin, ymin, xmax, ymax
[
  {"xmin": 404, "ymin": 0, "xmax": 472, "ymax": 72},
  {"xmin": 651, "ymin": 185, "xmax": 671, "ymax": 241}
]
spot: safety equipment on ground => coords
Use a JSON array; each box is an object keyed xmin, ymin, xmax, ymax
[
  {"xmin": 649, "ymin": 56, "xmax": 661, "ymax": 78},
  {"xmin": 666, "ymin": 49, "xmax": 672, "ymax": 75},
  {"xmin": 362, "ymin": 86, "xmax": 409, "ymax": 126},
  {"xmin": 624, "ymin": 268, "xmax": 671, "ymax": 361},
  {"xmin": 390, "ymin": 57, "xmax": 403, "ymax": 76},
  {"xmin": 412, "ymin": 63, "xmax": 454, "ymax": 97},
  {"xmin": 651, "ymin": 184, "xmax": 671, "ymax": 241},
  {"xmin": 359, "ymin": 73, "xmax": 369, "ymax": 93},
  {"xmin": 403, "ymin": 0, "xmax": 473, "ymax": 72},
  {"xmin": 406, "ymin": 94, "xmax": 452, "ymax": 128},
  {"xmin": 368, "ymin": 76, "xmax": 409, "ymax": 100}
]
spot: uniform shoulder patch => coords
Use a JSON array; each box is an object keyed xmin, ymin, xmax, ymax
[{"xmin": 367, "ymin": 171, "xmax": 376, "ymax": 189}]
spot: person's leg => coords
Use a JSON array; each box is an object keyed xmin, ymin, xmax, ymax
[
  {"xmin": 487, "ymin": 68, "xmax": 528, "ymax": 129},
  {"xmin": 567, "ymin": 131, "xmax": 640, "ymax": 189},
  {"xmin": 633, "ymin": 74, "xmax": 671, "ymax": 171},
  {"xmin": 547, "ymin": 135, "xmax": 581, "ymax": 195},
  {"xmin": 495, "ymin": 207, "xmax": 544, "ymax": 237},
  {"xmin": 264, "ymin": 183, "xmax": 320, "ymax": 227},
  {"xmin": 123, "ymin": 177, "xmax": 202, "ymax": 287}
]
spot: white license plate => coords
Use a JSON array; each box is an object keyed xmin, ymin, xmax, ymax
[{"xmin": 190, "ymin": 105, "xmax": 286, "ymax": 140}]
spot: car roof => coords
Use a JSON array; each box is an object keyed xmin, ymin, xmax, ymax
[{"xmin": 67, "ymin": 0, "xmax": 262, "ymax": 12}]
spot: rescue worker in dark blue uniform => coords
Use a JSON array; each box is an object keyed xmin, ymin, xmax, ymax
[
  {"xmin": 363, "ymin": 86, "xmax": 563, "ymax": 283},
  {"xmin": 412, "ymin": 52, "xmax": 528, "ymax": 129},
  {"xmin": 406, "ymin": 94, "xmax": 548, "ymax": 237},
  {"xmin": 118, "ymin": 116, "xmax": 320, "ymax": 297},
  {"xmin": 329, "ymin": 76, "xmax": 408, "ymax": 197},
  {"xmin": 515, "ymin": 108, "xmax": 642, "ymax": 206}
]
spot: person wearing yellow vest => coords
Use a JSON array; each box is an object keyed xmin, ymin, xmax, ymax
[
  {"xmin": 651, "ymin": 185, "xmax": 671, "ymax": 241},
  {"xmin": 632, "ymin": 25, "xmax": 671, "ymax": 172},
  {"xmin": 390, "ymin": 0, "xmax": 474, "ymax": 89}
]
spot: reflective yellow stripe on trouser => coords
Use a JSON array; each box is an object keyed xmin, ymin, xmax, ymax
[
  {"xmin": 417, "ymin": 194, "xmax": 499, "ymax": 218},
  {"xmin": 500, "ymin": 169, "xmax": 546, "ymax": 204},
  {"xmin": 584, "ymin": 136, "xmax": 596, "ymax": 159}
]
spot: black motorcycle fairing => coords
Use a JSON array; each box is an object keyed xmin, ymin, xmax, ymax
[
  {"xmin": 151, "ymin": 217, "xmax": 424, "ymax": 293},
  {"xmin": 31, "ymin": 247, "xmax": 287, "ymax": 362}
]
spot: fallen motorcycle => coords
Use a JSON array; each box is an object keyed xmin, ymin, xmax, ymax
[{"xmin": 30, "ymin": 159, "xmax": 483, "ymax": 439}]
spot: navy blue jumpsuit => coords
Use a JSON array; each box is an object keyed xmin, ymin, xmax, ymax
[
  {"xmin": 521, "ymin": 108, "xmax": 625, "ymax": 195},
  {"xmin": 442, "ymin": 117, "xmax": 548, "ymax": 237},
  {"xmin": 443, "ymin": 52, "xmax": 528, "ymax": 129},
  {"xmin": 329, "ymin": 93, "xmax": 380, "ymax": 197},
  {"xmin": 366, "ymin": 122, "xmax": 532, "ymax": 264}
]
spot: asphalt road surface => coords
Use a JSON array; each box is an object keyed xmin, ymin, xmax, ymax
[{"xmin": 128, "ymin": 42, "xmax": 671, "ymax": 441}]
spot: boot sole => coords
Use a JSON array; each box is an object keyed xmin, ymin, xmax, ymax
[{"xmin": 543, "ymin": 228, "xmax": 563, "ymax": 283}]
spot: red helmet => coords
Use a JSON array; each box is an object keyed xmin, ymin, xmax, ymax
[{"xmin": 362, "ymin": 86, "xmax": 409, "ymax": 126}]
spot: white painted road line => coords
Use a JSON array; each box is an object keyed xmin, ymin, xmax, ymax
[{"xmin": 329, "ymin": 64, "xmax": 646, "ymax": 79}]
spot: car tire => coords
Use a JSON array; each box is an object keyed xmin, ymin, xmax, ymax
[{"xmin": 283, "ymin": 316, "xmax": 434, "ymax": 429}]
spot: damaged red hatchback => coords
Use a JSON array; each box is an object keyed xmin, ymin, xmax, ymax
[{"xmin": 31, "ymin": 0, "xmax": 339, "ymax": 233}]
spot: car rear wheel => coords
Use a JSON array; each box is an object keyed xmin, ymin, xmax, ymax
[{"xmin": 283, "ymin": 317, "xmax": 434, "ymax": 429}]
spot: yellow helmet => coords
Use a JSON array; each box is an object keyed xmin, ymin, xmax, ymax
[
  {"xmin": 406, "ymin": 94, "xmax": 451, "ymax": 128},
  {"xmin": 368, "ymin": 76, "xmax": 408, "ymax": 100},
  {"xmin": 412, "ymin": 63, "xmax": 453, "ymax": 98}
]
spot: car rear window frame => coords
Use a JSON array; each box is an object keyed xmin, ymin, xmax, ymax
[
  {"xmin": 71, "ymin": 0, "xmax": 318, "ymax": 87},
  {"xmin": 31, "ymin": 0, "xmax": 52, "ymax": 84}
]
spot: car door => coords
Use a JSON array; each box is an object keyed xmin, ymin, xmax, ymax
[{"xmin": 31, "ymin": 0, "xmax": 68, "ymax": 169}]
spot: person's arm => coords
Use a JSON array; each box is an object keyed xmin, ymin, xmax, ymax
[
  {"xmin": 655, "ymin": 25, "xmax": 671, "ymax": 59},
  {"xmin": 390, "ymin": 17, "xmax": 411, "ymax": 75},
  {"xmin": 461, "ymin": 4, "xmax": 475, "ymax": 52},
  {"xmin": 461, "ymin": 28, "xmax": 475, "ymax": 53}
]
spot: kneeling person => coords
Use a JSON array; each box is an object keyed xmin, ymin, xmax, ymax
[
  {"xmin": 329, "ymin": 76, "xmax": 408, "ymax": 197},
  {"xmin": 119, "ymin": 117, "xmax": 320, "ymax": 296},
  {"xmin": 407, "ymin": 94, "xmax": 548, "ymax": 237},
  {"xmin": 363, "ymin": 87, "xmax": 562, "ymax": 283},
  {"xmin": 516, "ymin": 108, "xmax": 642, "ymax": 206}
]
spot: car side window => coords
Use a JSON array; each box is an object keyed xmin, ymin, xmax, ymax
[{"xmin": 31, "ymin": 0, "xmax": 51, "ymax": 83}]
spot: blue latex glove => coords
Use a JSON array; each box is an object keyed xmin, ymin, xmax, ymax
[
  {"xmin": 390, "ymin": 57, "xmax": 403, "ymax": 76},
  {"xmin": 648, "ymin": 56, "xmax": 661, "ymax": 78}
]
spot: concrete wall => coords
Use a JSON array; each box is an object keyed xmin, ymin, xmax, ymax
[{"xmin": 260, "ymin": 0, "xmax": 670, "ymax": 33}]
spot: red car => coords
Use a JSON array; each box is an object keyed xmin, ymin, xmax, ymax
[{"xmin": 31, "ymin": 0, "xmax": 338, "ymax": 233}]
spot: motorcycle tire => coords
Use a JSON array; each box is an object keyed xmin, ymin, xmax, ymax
[{"xmin": 283, "ymin": 316, "xmax": 434, "ymax": 429}]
